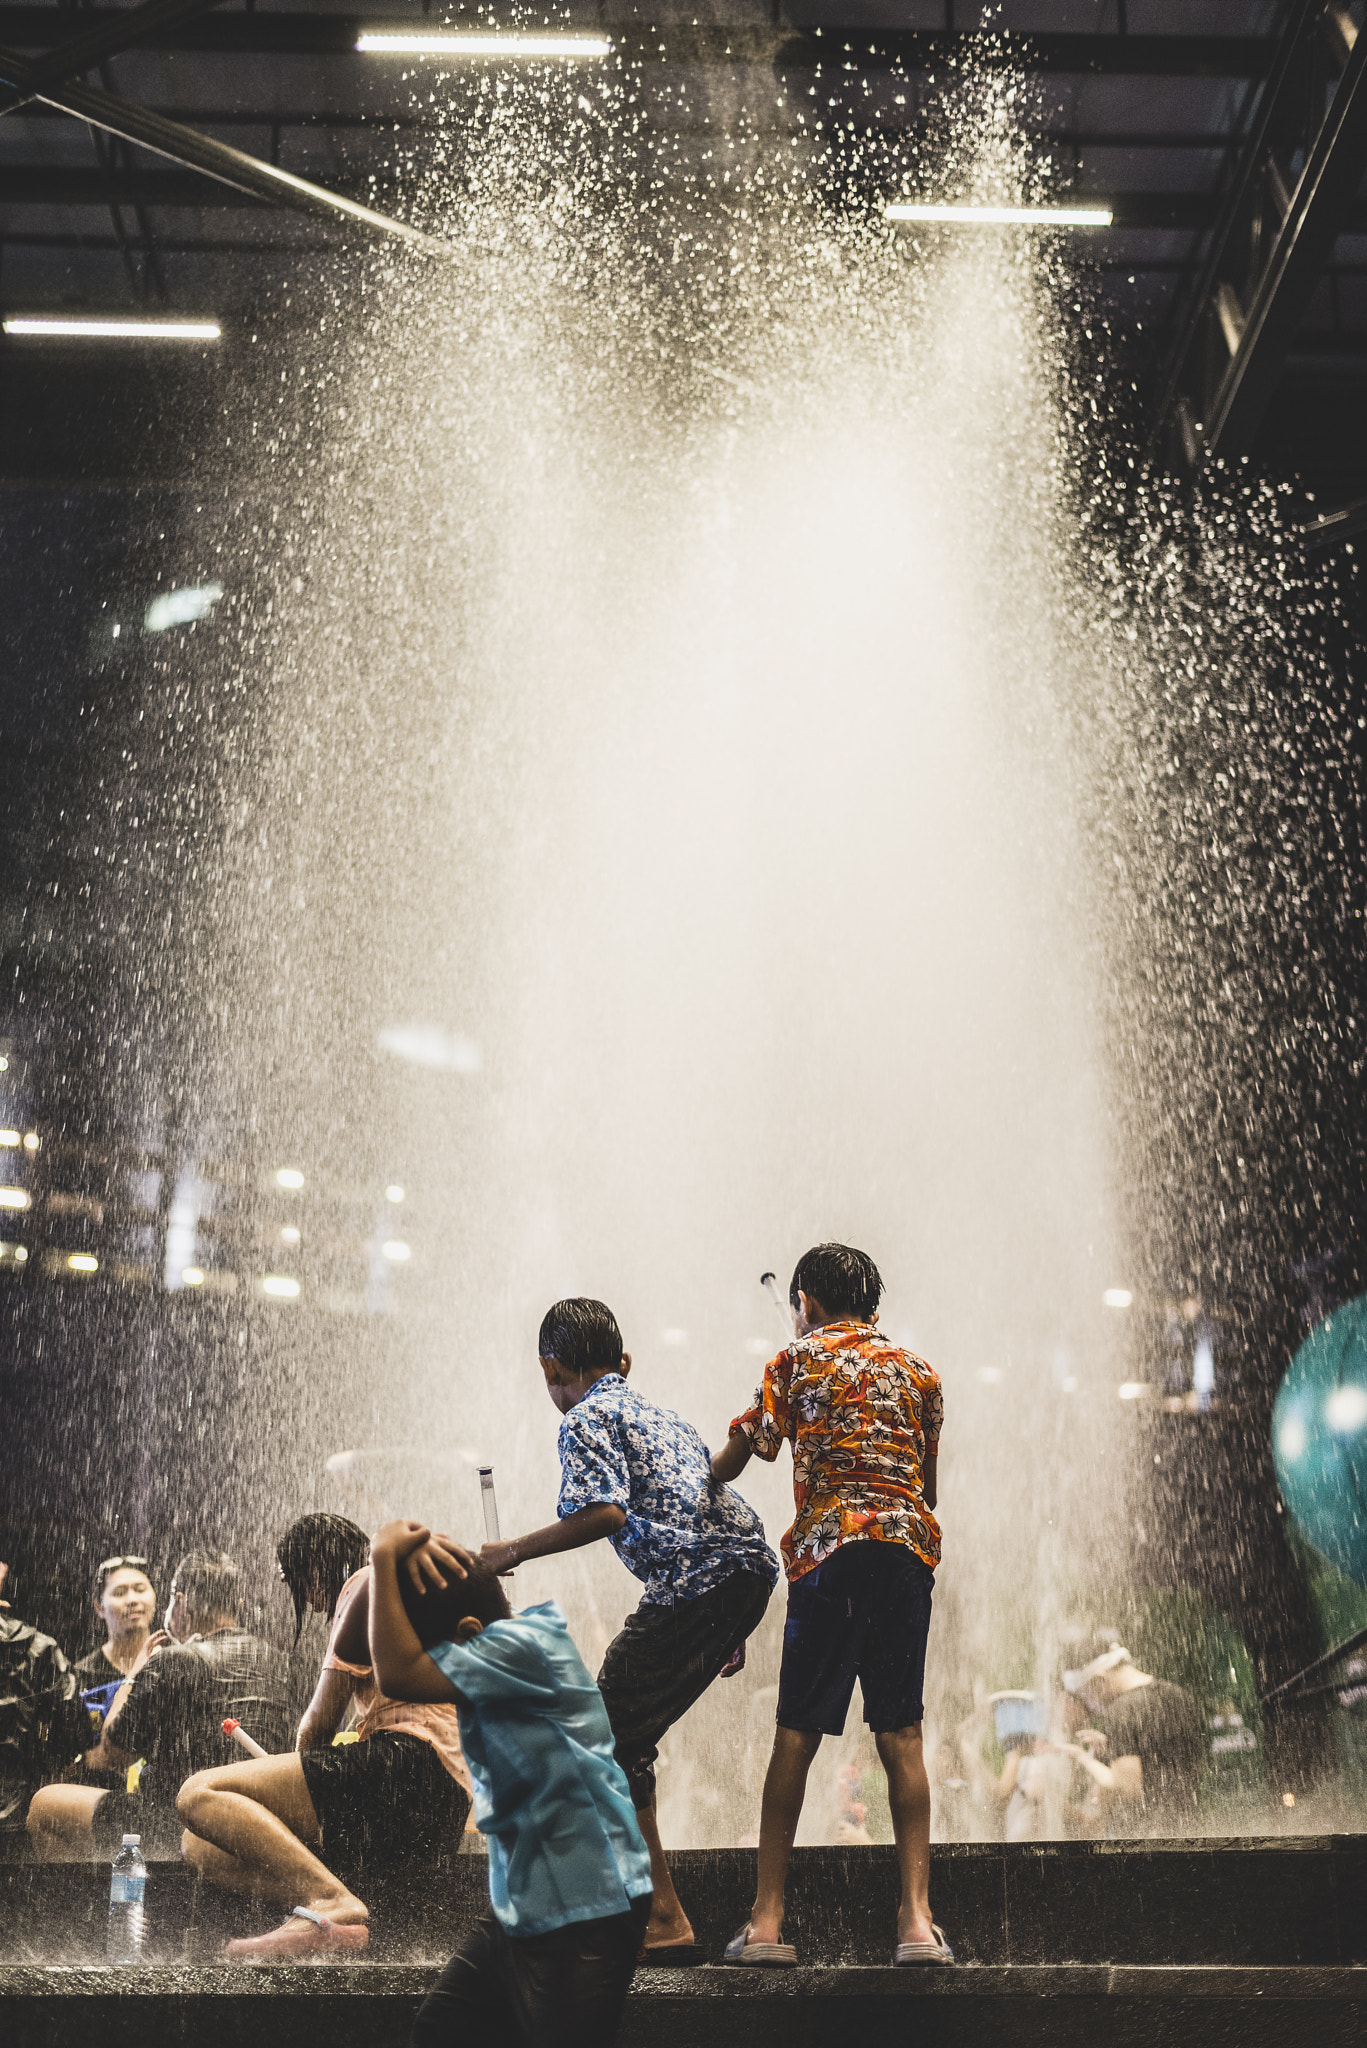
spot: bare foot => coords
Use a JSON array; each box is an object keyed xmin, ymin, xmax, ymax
[
  {"xmin": 746, "ymin": 1914, "xmax": 783, "ymax": 1946},
  {"xmin": 307, "ymin": 1891, "xmax": 368, "ymax": 1927},
  {"xmin": 897, "ymin": 1914, "xmax": 936, "ymax": 1947},
  {"xmin": 642, "ymin": 1922, "xmax": 697, "ymax": 1951},
  {"xmin": 225, "ymin": 1903, "xmax": 369, "ymax": 1961}
]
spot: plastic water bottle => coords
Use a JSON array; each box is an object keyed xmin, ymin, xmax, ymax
[{"xmin": 107, "ymin": 1833, "xmax": 146, "ymax": 1964}]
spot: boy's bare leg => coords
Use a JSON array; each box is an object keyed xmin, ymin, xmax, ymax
[
  {"xmin": 176, "ymin": 1756, "xmax": 367, "ymax": 1924},
  {"xmin": 636, "ymin": 1799, "xmax": 695, "ymax": 1947},
  {"xmin": 876, "ymin": 1725, "xmax": 935, "ymax": 1945},
  {"xmin": 748, "ymin": 1727, "xmax": 822, "ymax": 1944},
  {"xmin": 26, "ymin": 1784, "xmax": 107, "ymax": 1858}
]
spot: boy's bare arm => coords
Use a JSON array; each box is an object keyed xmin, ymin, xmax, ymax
[
  {"xmin": 481, "ymin": 1502, "xmax": 625, "ymax": 1576},
  {"xmin": 710, "ymin": 1430, "xmax": 752, "ymax": 1484},
  {"xmin": 368, "ymin": 1523, "xmax": 463, "ymax": 1704},
  {"xmin": 924, "ymin": 1453, "xmax": 937, "ymax": 1512}
]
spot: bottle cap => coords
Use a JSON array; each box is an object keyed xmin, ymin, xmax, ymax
[{"xmin": 122, "ymin": 1833, "xmax": 140, "ymax": 1846}]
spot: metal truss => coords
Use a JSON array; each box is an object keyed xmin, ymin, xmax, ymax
[
  {"xmin": 0, "ymin": 0, "xmax": 228, "ymax": 117},
  {"xmin": 1149, "ymin": 0, "xmax": 1367, "ymax": 470},
  {"xmin": 0, "ymin": 9, "xmax": 454, "ymax": 258}
]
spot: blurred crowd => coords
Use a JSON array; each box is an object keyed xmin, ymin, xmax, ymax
[
  {"xmin": 2, "ymin": 1544, "xmax": 1206, "ymax": 1870},
  {"xmin": 930, "ymin": 1634, "xmax": 1204, "ymax": 1843},
  {"xmin": 1, "ymin": 1518, "xmax": 470, "ymax": 1894}
]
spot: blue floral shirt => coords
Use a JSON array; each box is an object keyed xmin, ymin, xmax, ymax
[{"xmin": 556, "ymin": 1374, "xmax": 778, "ymax": 1605}]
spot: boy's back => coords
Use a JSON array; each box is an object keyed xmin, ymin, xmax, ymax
[
  {"xmin": 428, "ymin": 1600, "xmax": 651, "ymax": 1936},
  {"xmin": 558, "ymin": 1371, "xmax": 776, "ymax": 1603},
  {"xmin": 734, "ymin": 1320, "xmax": 942, "ymax": 1580}
]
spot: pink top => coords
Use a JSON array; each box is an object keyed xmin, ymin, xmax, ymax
[{"xmin": 322, "ymin": 1569, "xmax": 472, "ymax": 1795}]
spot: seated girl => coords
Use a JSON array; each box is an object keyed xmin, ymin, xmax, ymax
[{"xmin": 176, "ymin": 1512, "xmax": 472, "ymax": 1958}]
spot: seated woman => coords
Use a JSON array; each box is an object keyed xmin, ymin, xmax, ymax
[
  {"xmin": 74, "ymin": 1555, "xmax": 157, "ymax": 1686},
  {"xmin": 176, "ymin": 1512, "xmax": 473, "ymax": 1957}
]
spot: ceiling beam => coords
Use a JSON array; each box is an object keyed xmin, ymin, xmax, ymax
[
  {"xmin": 0, "ymin": 40, "xmax": 453, "ymax": 254},
  {"xmin": 0, "ymin": 11, "xmax": 1278, "ymax": 77},
  {"xmin": 6, "ymin": 170, "xmax": 1358, "ymax": 238},
  {"xmin": 0, "ymin": 0, "xmax": 231, "ymax": 117}
]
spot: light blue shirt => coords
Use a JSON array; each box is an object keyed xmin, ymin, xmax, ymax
[
  {"xmin": 427, "ymin": 1601, "xmax": 652, "ymax": 1938},
  {"xmin": 557, "ymin": 1374, "xmax": 779, "ymax": 1605}
]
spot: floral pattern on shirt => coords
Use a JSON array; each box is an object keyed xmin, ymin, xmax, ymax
[
  {"xmin": 731, "ymin": 1321, "xmax": 942, "ymax": 1582},
  {"xmin": 558, "ymin": 1374, "xmax": 778, "ymax": 1606}
]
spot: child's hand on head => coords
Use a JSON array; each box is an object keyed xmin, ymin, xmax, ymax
[
  {"xmin": 372, "ymin": 1521, "xmax": 473, "ymax": 1596},
  {"xmin": 372, "ymin": 1518, "xmax": 432, "ymax": 1560}
]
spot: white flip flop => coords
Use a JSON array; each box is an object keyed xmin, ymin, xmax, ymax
[
  {"xmin": 723, "ymin": 1923, "xmax": 798, "ymax": 1967},
  {"xmin": 894, "ymin": 1924, "xmax": 955, "ymax": 1966}
]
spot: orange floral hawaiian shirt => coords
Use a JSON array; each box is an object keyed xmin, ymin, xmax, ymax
[{"xmin": 731, "ymin": 1319, "xmax": 943, "ymax": 1583}]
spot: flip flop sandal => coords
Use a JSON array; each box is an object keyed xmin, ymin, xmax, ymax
[
  {"xmin": 893, "ymin": 1924, "xmax": 955, "ymax": 1966},
  {"xmin": 225, "ymin": 1906, "xmax": 371, "ymax": 1961},
  {"xmin": 723, "ymin": 1923, "xmax": 798, "ymax": 1967},
  {"xmin": 638, "ymin": 1940, "xmax": 705, "ymax": 1966}
]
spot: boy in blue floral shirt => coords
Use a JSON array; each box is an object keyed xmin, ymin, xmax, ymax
[{"xmin": 481, "ymin": 1297, "xmax": 777, "ymax": 1961}]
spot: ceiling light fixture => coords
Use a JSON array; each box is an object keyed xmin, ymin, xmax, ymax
[
  {"xmin": 68, "ymin": 1253, "xmax": 99, "ymax": 1273},
  {"xmin": 263, "ymin": 1274, "xmax": 301, "ymax": 1298},
  {"xmin": 276, "ymin": 1168, "xmax": 305, "ymax": 1190},
  {"xmin": 885, "ymin": 202, "xmax": 1113, "ymax": 227},
  {"xmin": 1103, "ymin": 1288, "xmax": 1134, "ymax": 1309},
  {"xmin": 0, "ymin": 1188, "xmax": 30, "ymax": 1210},
  {"xmin": 381, "ymin": 1240, "xmax": 411, "ymax": 1263},
  {"xmin": 356, "ymin": 30, "xmax": 611, "ymax": 56},
  {"xmin": 182, "ymin": 1267, "xmax": 206, "ymax": 1287},
  {"xmin": 3, "ymin": 315, "xmax": 221, "ymax": 339}
]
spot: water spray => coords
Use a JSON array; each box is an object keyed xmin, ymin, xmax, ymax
[
  {"xmin": 222, "ymin": 1718, "xmax": 269, "ymax": 1760},
  {"xmin": 761, "ymin": 1270, "xmax": 795, "ymax": 1341}
]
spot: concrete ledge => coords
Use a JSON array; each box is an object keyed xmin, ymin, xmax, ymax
[
  {"xmin": 3, "ymin": 1963, "xmax": 1366, "ymax": 2048},
  {"xmin": 5, "ymin": 1836, "xmax": 1367, "ymax": 1969},
  {"xmin": 2, "ymin": 1961, "xmax": 1366, "ymax": 1995}
]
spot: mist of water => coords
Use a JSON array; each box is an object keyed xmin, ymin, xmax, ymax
[{"xmin": 18, "ymin": 53, "xmax": 1365, "ymax": 1847}]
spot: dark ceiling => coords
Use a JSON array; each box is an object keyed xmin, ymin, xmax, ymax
[{"xmin": 0, "ymin": 0, "xmax": 1364, "ymax": 501}]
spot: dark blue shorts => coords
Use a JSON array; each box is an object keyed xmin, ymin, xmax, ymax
[{"xmin": 776, "ymin": 1541, "xmax": 934, "ymax": 1737}]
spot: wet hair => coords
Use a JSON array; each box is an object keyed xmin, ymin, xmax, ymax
[
  {"xmin": 277, "ymin": 1514, "xmax": 371, "ymax": 1646},
  {"xmin": 172, "ymin": 1549, "xmax": 241, "ymax": 1624},
  {"xmin": 399, "ymin": 1554, "xmax": 512, "ymax": 1651},
  {"xmin": 94, "ymin": 1554, "xmax": 152, "ymax": 1598},
  {"xmin": 789, "ymin": 1244, "xmax": 884, "ymax": 1322},
  {"xmin": 538, "ymin": 1297, "xmax": 624, "ymax": 1381}
]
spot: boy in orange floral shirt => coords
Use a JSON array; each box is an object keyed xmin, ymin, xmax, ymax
[{"xmin": 711, "ymin": 1243, "xmax": 952, "ymax": 1968}]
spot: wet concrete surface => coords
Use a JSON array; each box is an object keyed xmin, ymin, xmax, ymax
[
  {"xmin": 4, "ymin": 1837, "xmax": 1365, "ymax": 1967},
  {"xmin": 1, "ymin": 1962, "xmax": 1366, "ymax": 2048},
  {"xmin": 2, "ymin": 1839, "xmax": 1365, "ymax": 2044}
]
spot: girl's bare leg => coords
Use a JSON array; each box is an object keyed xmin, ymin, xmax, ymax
[{"xmin": 176, "ymin": 1754, "xmax": 366, "ymax": 1924}]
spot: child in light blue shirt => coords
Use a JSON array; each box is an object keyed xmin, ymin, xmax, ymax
[{"xmin": 368, "ymin": 1519, "xmax": 652, "ymax": 2046}]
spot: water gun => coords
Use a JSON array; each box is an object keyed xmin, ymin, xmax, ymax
[{"xmin": 222, "ymin": 1718, "xmax": 269, "ymax": 1759}]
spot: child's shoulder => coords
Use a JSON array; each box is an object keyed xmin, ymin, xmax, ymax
[{"xmin": 823, "ymin": 1327, "xmax": 938, "ymax": 1383}]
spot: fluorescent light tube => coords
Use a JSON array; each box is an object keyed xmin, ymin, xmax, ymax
[
  {"xmin": 3, "ymin": 316, "xmax": 221, "ymax": 338},
  {"xmin": 885, "ymin": 203, "xmax": 1112, "ymax": 227},
  {"xmin": 356, "ymin": 30, "xmax": 611, "ymax": 55}
]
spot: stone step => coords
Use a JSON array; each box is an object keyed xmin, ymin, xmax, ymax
[
  {"xmin": 2, "ymin": 1962, "xmax": 1366, "ymax": 2048},
  {"xmin": 4, "ymin": 1838, "xmax": 1366, "ymax": 1969}
]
